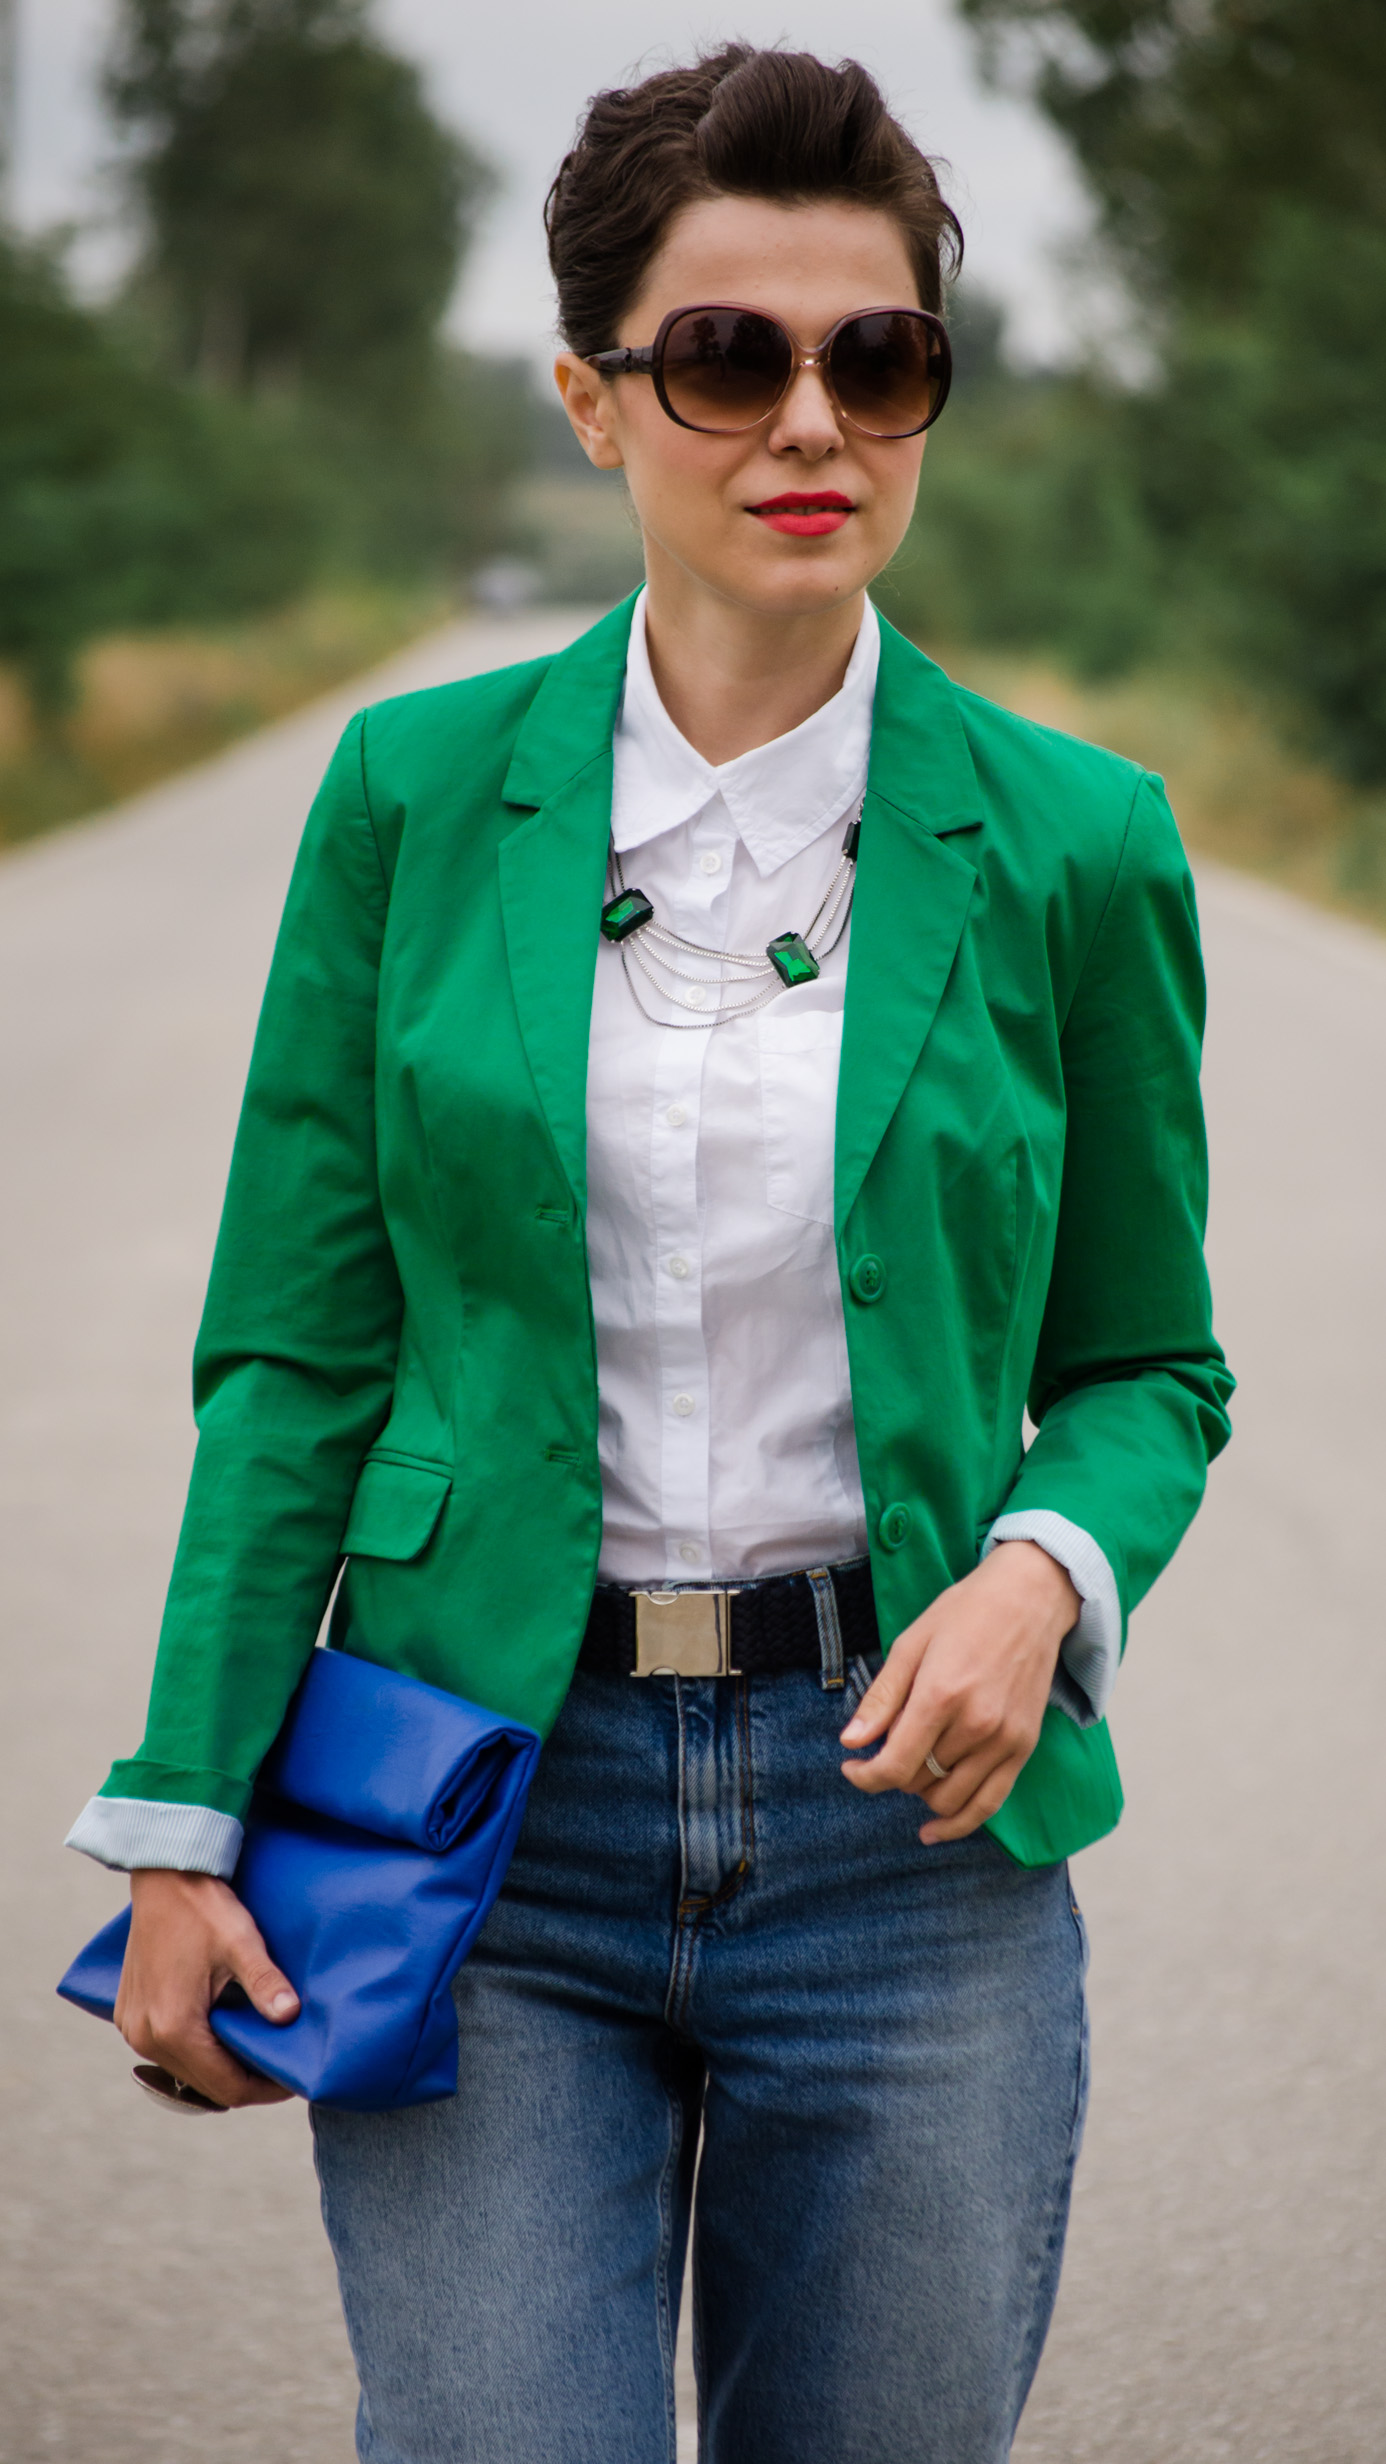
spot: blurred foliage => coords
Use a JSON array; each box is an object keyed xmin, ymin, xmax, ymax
[
  {"xmin": 960, "ymin": 0, "xmax": 1386, "ymax": 310},
  {"xmin": 0, "ymin": 0, "xmax": 526, "ymax": 731},
  {"xmin": 916, "ymin": 1, "xmax": 1386, "ymax": 789},
  {"xmin": 879, "ymin": 294, "xmax": 1160, "ymax": 679},
  {"xmin": 1135, "ymin": 206, "xmax": 1386, "ymax": 791},
  {"xmin": 107, "ymin": 0, "xmax": 490, "ymax": 400},
  {"xmin": 0, "ymin": 228, "xmax": 317, "ymax": 714},
  {"xmin": 107, "ymin": 0, "xmax": 528, "ymax": 573}
]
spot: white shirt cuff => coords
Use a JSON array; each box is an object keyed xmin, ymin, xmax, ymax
[
  {"xmin": 982, "ymin": 1510, "xmax": 1121, "ymax": 1727},
  {"xmin": 65, "ymin": 1796, "xmax": 243, "ymax": 1879}
]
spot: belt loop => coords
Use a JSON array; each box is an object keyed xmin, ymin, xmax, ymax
[{"xmin": 806, "ymin": 1568, "xmax": 845, "ymax": 1690}]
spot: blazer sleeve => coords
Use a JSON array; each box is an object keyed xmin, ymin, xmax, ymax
[
  {"xmin": 996, "ymin": 769, "xmax": 1234, "ymax": 1635},
  {"xmin": 93, "ymin": 710, "xmax": 404, "ymax": 1828}
]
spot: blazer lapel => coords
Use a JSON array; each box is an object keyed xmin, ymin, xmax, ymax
[
  {"xmin": 497, "ymin": 599, "xmax": 637, "ymax": 1210},
  {"xmin": 835, "ymin": 619, "xmax": 985, "ymax": 1232}
]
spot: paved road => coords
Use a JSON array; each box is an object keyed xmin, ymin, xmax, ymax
[{"xmin": 1, "ymin": 612, "xmax": 1382, "ymax": 2463}]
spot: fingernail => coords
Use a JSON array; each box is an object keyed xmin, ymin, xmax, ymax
[
  {"xmin": 270, "ymin": 1991, "xmax": 297, "ymax": 2019},
  {"xmin": 840, "ymin": 1718, "xmax": 865, "ymax": 1742}
]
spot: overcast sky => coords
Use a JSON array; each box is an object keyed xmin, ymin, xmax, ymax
[{"xmin": 13, "ymin": 0, "xmax": 1096, "ymax": 367}]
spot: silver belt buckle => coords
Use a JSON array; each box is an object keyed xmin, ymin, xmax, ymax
[{"xmin": 632, "ymin": 1587, "xmax": 741, "ymax": 1677}]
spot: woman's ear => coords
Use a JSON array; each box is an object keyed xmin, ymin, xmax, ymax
[{"xmin": 554, "ymin": 355, "xmax": 626, "ymax": 471}]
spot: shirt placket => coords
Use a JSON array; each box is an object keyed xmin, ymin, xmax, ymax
[{"xmin": 646, "ymin": 796, "xmax": 734, "ymax": 1581}]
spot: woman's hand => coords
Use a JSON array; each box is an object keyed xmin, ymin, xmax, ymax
[
  {"xmin": 115, "ymin": 1869, "xmax": 300, "ymax": 2109},
  {"xmin": 840, "ymin": 1540, "xmax": 1080, "ymax": 1843}
]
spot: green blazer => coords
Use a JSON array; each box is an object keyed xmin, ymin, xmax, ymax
[{"xmin": 98, "ymin": 598, "xmax": 1232, "ymax": 1868}]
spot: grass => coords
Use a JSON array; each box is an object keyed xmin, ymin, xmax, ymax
[
  {"xmin": 0, "ymin": 583, "xmax": 449, "ymax": 848},
  {"xmin": 914, "ymin": 641, "xmax": 1386, "ymax": 934}
]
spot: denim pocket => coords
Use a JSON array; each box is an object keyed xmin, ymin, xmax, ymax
[{"xmin": 1066, "ymin": 1874, "xmax": 1091, "ymax": 1976}]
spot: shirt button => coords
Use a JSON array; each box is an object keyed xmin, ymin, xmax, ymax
[
  {"xmin": 683, "ymin": 985, "xmax": 708, "ymax": 1009},
  {"xmin": 671, "ymin": 1393, "xmax": 696, "ymax": 1417},
  {"xmin": 678, "ymin": 1542, "xmax": 701, "ymax": 1565},
  {"xmin": 665, "ymin": 1104, "xmax": 688, "ymax": 1127},
  {"xmin": 849, "ymin": 1253, "xmax": 887, "ymax": 1304},
  {"xmin": 698, "ymin": 851, "xmax": 723, "ymax": 875},
  {"xmin": 667, "ymin": 1255, "xmax": 691, "ymax": 1279},
  {"xmin": 878, "ymin": 1501, "xmax": 913, "ymax": 1552}
]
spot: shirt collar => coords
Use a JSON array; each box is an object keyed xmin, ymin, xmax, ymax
[{"xmin": 611, "ymin": 589, "xmax": 879, "ymax": 877}]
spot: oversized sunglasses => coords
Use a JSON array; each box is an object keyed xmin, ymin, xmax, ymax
[{"xmin": 588, "ymin": 303, "xmax": 951, "ymax": 439}]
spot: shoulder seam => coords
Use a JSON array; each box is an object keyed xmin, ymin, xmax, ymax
[
  {"xmin": 1059, "ymin": 768, "xmax": 1153, "ymax": 1038},
  {"xmin": 353, "ymin": 707, "xmax": 390, "ymax": 899}
]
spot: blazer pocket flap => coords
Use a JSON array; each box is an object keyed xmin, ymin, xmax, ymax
[{"xmin": 343, "ymin": 1458, "xmax": 451, "ymax": 1562}]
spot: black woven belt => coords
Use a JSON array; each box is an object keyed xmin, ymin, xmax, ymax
[{"xmin": 579, "ymin": 1558, "xmax": 879, "ymax": 1680}]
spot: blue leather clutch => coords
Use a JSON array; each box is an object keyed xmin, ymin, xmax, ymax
[{"xmin": 57, "ymin": 1648, "xmax": 541, "ymax": 2110}]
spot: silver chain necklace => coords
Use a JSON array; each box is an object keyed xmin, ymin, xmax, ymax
[{"xmin": 599, "ymin": 802, "xmax": 863, "ymax": 1030}]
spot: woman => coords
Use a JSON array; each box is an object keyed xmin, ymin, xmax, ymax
[{"xmin": 68, "ymin": 44, "xmax": 1232, "ymax": 2464}]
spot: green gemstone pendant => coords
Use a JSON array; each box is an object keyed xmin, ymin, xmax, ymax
[
  {"xmin": 601, "ymin": 887, "xmax": 655, "ymax": 943},
  {"xmin": 766, "ymin": 931, "xmax": 820, "ymax": 989}
]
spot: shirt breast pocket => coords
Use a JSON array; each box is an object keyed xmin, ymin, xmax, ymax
[{"xmin": 757, "ymin": 1005, "xmax": 844, "ymax": 1232}]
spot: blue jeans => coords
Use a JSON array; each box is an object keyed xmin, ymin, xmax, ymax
[{"xmin": 312, "ymin": 1653, "xmax": 1089, "ymax": 2463}]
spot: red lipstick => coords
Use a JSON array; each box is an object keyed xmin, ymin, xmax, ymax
[{"xmin": 749, "ymin": 491, "xmax": 854, "ymax": 537}]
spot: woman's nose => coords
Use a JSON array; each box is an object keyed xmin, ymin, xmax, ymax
[{"xmin": 765, "ymin": 360, "xmax": 845, "ymax": 457}]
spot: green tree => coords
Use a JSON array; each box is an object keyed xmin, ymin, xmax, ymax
[
  {"xmin": 108, "ymin": 0, "xmax": 491, "ymax": 399},
  {"xmin": 1138, "ymin": 210, "xmax": 1386, "ymax": 786},
  {"xmin": 106, "ymin": 0, "xmax": 527, "ymax": 583},
  {"xmin": 0, "ymin": 229, "xmax": 317, "ymax": 714},
  {"xmin": 958, "ymin": 0, "xmax": 1386, "ymax": 782},
  {"xmin": 960, "ymin": 0, "xmax": 1386, "ymax": 312},
  {"xmin": 880, "ymin": 288, "xmax": 1160, "ymax": 678}
]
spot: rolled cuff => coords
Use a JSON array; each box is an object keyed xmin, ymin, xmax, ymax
[
  {"xmin": 983, "ymin": 1510, "xmax": 1122, "ymax": 1727},
  {"xmin": 65, "ymin": 1796, "xmax": 243, "ymax": 1879}
]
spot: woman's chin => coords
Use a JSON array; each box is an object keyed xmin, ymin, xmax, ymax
[
  {"xmin": 730, "ymin": 553, "xmax": 877, "ymax": 619},
  {"xmin": 669, "ymin": 536, "xmax": 881, "ymax": 621}
]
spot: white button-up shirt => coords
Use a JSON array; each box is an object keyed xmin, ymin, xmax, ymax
[{"xmin": 588, "ymin": 593, "xmax": 877, "ymax": 1586}]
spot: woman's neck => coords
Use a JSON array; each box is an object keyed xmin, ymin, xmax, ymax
[{"xmin": 641, "ymin": 564, "xmax": 866, "ymax": 766}]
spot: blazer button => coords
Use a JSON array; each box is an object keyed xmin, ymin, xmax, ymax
[
  {"xmin": 849, "ymin": 1253, "xmax": 886, "ymax": 1304},
  {"xmin": 878, "ymin": 1501, "xmax": 912, "ymax": 1552}
]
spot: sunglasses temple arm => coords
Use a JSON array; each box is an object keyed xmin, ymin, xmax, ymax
[{"xmin": 587, "ymin": 346, "xmax": 656, "ymax": 376}]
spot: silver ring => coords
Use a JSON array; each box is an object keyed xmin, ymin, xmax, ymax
[
  {"xmin": 924, "ymin": 1752, "xmax": 951, "ymax": 1782},
  {"xmin": 132, "ymin": 2062, "xmax": 227, "ymax": 2115}
]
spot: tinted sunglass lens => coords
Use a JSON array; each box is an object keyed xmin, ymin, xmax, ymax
[
  {"xmin": 661, "ymin": 309, "xmax": 792, "ymax": 430},
  {"xmin": 829, "ymin": 313, "xmax": 943, "ymax": 436}
]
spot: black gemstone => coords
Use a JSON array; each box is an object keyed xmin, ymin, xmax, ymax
[{"xmin": 842, "ymin": 815, "xmax": 861, "ymax": 862}]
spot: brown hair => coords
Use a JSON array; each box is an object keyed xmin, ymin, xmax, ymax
[{"xmin": 545, "ymin": 44, "xmax": 963, "ymax": 358}]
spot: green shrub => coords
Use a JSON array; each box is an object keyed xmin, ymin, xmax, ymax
[{"xmin": 0, "ymin": 232, "xmax": 319, "ymax": 712}]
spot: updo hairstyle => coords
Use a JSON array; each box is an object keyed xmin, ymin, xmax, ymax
[{"xmin": 545, "ymin": 44, "xmax": 963, "ymax": 359}]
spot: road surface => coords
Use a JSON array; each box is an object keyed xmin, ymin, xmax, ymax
[{"xmin": 1, "ymin": 612, "xmax": 1382, "ymax": 2463}]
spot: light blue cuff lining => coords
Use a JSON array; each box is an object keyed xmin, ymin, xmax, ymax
[
  {"xmin": 983, "ymin": 1510, "xmax": 1122, "ymax": 1728},
  {"xmin": 65, "ymin": 1796, "xmax": 243, "ymax": 1879}
]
